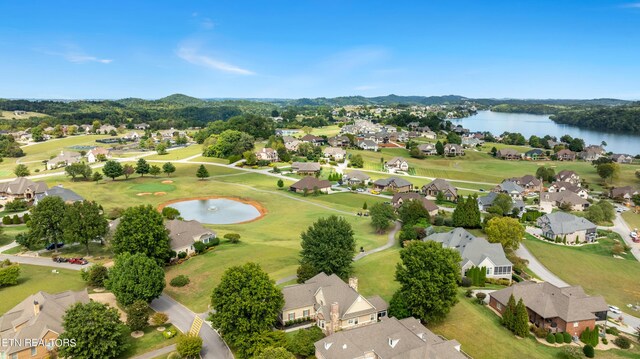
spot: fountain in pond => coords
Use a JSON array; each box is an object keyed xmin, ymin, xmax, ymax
[
  {"xmin": 208, "ymin": 205, "xmax": 218, "ymax": 212},
  {"xmin": 167, "ymin": 198, "xmax": 261, "ymax": 224}
]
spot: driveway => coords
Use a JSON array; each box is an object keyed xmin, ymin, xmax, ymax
[
  {"xmin": 515, "ymin": 243, "xmax": 569, "ymax": 288},
  {"xmin": 603, "ymin": 213, "xmax": 640, "ymax": 261}
]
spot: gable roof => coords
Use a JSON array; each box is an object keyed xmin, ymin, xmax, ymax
[
  {"xmin": 0, "ymin": 177, "xmax": 48, "ymax": 195},
  {"xmin": 301, "ymin": 134, "xmax": 324, "ymax": 142},
  {"xmin": 290, "ymin": 177, "xmax": 331, "ymax": 191},
  {"xmin": 495, "ymin": 180, "xmax": 524, "ymax": 194},
  {"xmin": 373, "ymin": 177, "xmax": 413, "ymax": 188},
  {"xmin": 386, "ymin": 157, "xmax": 408, "ymax": 166},
  {"xmin": 315, "ymin": 316, "xmax": 466, "ymax": 359},
  {"xmin": 292, "ymin": 162, "xmax": 321, "ymax": 172},
  {"xmin": 491, "ymin": 281, "xmax": 607, "ymax": 322},
  {"xmin": 425, "ymin": 228, "xmax": 512, "ymax": 268},
  {"xmin": 508, "ymin": 175, "xmax": 541, "ymax": 187},
  {"xmin": 610, "ymin": 186, "xmax": 638, "ymax": 198},
  {"xmin": 497, "ymin": 148, "xmax": 520, "ymax": 157},
  {"xmin": 391, "ymin": 193, "xmax": 438, "ymax": 212},
  {"xmin": 165, "ymin": 219, "xmax": 215, "ymax": 250},
  {"xmin": 323, "ymin": 147, "xmax": 347, "ymax": 156},
  {"xmin": 540, "ymin": 191, "xmax": 588, "ymax": 206},
  {"xmin": 423, "ymin": 178, "xmax": 456, "ymax": 194},
  {"xmin": 34, "ymin": 185, "xmax": 84, "ymax": 203},
  {"xmin": 344, "ymin": 171, "xmax": 370, "ymax": 181},
  {"xmin": 556, "ymin": 170, "xmax": 579, "ymax": 180},
  {"xmin": 536, "ymin": 212, "xmax": 596, "ymax": 235},
  {"xmin": 0, "ymin": 290, "xmax": 89, "ymax": 355}
]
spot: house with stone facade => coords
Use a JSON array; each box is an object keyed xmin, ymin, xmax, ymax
[
  {"xmin": 536, "ymin": 212, "xmax": 597, "ymax": 243},
  {"xmin": 422, "ymin": 179, "xmax": 458, "ymax": 202}
]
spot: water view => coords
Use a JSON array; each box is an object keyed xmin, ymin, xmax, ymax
[
  {"xmin": 453, "ymin": 111, "xmax": 640, "ymax": 155},
  {"xmin": 167, "ymin": 198, "xmax": 262, "ymax": 224}
]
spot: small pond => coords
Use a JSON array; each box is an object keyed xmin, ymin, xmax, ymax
[{"xmin": 166, "ymin": 198, "xmax": 262, "ymax": 224}]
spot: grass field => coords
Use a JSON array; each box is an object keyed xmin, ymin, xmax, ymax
[
  {"xmin": 118, "ymin": 324, "xmax": 179, "ymax": 359},
  {"xmin": 0, "ymin": 264, "xmax": 86, "ymax": 316},
  {"xmin": 622, "ymin": 210, "xmax": 640, "ymax": 230},
  {"xmin": 524, "ymin": 236, "xmax": 640, "ymax": 309},
  {"xmin": 310, "ymin": 125, "xmax": 341, "ymax": 137},
  {"xmin": 353, "ymin": 247, "xmax": 400, "ymax": 302},
  {"xmin": 145, "ymin": 144, "xmax": 203, "ymax": 161},
  {"xmin": 0, "ymin": 224, "xmax": 27, "ymax": 247},
  {"xmin": 0, "ymin": 110, "xmax": 49, "ymax": 119},
  {"xmin": 130, "ymin": 183, "xmax": 177, "ymax": 193}
]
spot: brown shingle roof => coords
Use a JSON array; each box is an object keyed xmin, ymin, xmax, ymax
[{"xmin": 289, "ymin": 177, "xmax": 331, "ymax": 191}]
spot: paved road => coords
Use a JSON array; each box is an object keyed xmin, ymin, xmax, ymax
[
  {"xmin": 515, "ymin": 243, "xmax": 569, "ymax": 288},
  {"xmin": 0, "ymin": 253, "xmax": 91, "ymax": 270},
  {"xmin": 601, "ymin": 212, "xmax": 640, "ymax": 261},
  {"xmin": 131, "ymin": 344, "xmax": 176, "ymax": 359}
]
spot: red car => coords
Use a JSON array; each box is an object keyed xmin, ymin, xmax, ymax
[{"xmin": 68, "ymin": 258, "xmax": 89, "ymax": 265}]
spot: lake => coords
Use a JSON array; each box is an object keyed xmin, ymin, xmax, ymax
[
  {"xmin": 453, "ymin": 111, "xmax": 640, "ymax": 155},
  {"xmin": 167, "ymin": 198, "xmax": 262, "ymax": 224}
]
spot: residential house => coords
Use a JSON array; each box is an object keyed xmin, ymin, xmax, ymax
[
  {"xmin": 422, "ymin": 179, "xmax": 458, "ymax": 202},
  {"xmin": 539, "ymin": 191, "xmax": 590, "ymax": 212},
  {"xmin": 135, "ymin": 123, "xmax": 150, "ymax": 130},
  {"xmin": 0, "ymin": 177, "xmax": 48, "ymax": 202},
  {"xmin": 314, "ymin": 316, "xmax": 466, "ymax": 359},
  {"xmin": 372, "ymin": 177, "xmax": 413, "ymax": 193},
  {"xmin": 165, "ymin": 219, "xmax": 217, "ymax": 255},
  {"xmin": 342, "ymin": 171, "xmax": 371, "ymax": 186},
  {"xmin": 611, "ymin": 154, "xmax": 634, "ymax": 164},
  {"xmin": 384, "ymin": 157, "xmax": 410, "ymax": 173},
  {"xmin": 0, "ymin": 290, "xmax": 90, "ymax": 359},
  {"xmin": 496, "ymin": 149, "xmax": 521, "ymax": 160},
  {"xmin": 391, "ymin": 193, "xmax": 439, "ymax": 216},
  {"xmin": 328, "ymin": 135, "xmax": 350, "ymax": 147},
  {"xmin": 555, "ymin": 149, "xmax": 576, "ymax": 161},
  {"xmin": 578, "ymin": 145, "xmax": 605, "ymax": 161},
  {"xmin": 507, "ymin": 175, "xmax": 542, "ymax": 192},
  {"xmin": 323, "ymin": 147, "xmax": 347, "ymax": 161},
  {"xmin": 275, "ymin": 129, "xmax": 300, "ymax": 137},
  {"xmin": 444, "ymin": 143, "xmax": 464, "ymax": 156},
  {"xmin": 357, "ymin": 139, "xmax": 378, "ymax": 151},
  {"xmin": 524, "ymin": 149, "xmax": 545, "ymax": 160},
  {"xmin": 98, "ymin": 125, "xmax": 118, "ymax": 134},
  {"xmin": 555, "ymin": 170, "xmax": 580, "ymax": 186},
  {"xmin": 255, "ymin": 148, "xmax": 279, "ymax": 162},
  {"xmin": 417, "ymin": 126, "xmax": 437, "ymax": 139},
  {"xmin": 46, "ymin": 151, "xmax": 82, "ymax": 170},
  {"xmin": 34, "ymin": 185, "xmax": 84, "ymax": 205},
  {"xmin": 489, "ymin": 281, "xmax": 607, "ymax": 336},
  {"xmin": 548, "ymin": 181, "xmax": 589, "ymax": 199},
  {"xmin": 492, "ymin": 181, "xmax": 525, "ymax": 200},
  {"xmin": 290, "ymin": 177, "xmax": 331, "ymax": 194},
  {"xmin": 291, "ymin": 162, "xmax": 322, "ymax": 176},
  {"xmin": 123, "ymin": 132, "xmax": 140, "ymax": 141},
  {"xmin": 301, "ymin": 134, "xmax": 326, "ymax": 146},
  {"xmin": 610, "ymin": 186, "xmax": 639, "ymax": 204},
  {"xmin": 281, "ymin": 273, "xmax": 388, "ymax": 333},
  {"xmin": 86, "ymin": 147, "xmax": 111, "ymax": 163},
  {"xmin": 478, "ymin": 192, "xmax": 525, "ymax": 213},
  {"xmin": 417, "ymin": 143, "xmax": 437, "ymax": 156},
  {"xmin": 536, "ymin": 212, "xmax": 597, "ymax": 243},
  {"xmin": 424, "ymin": 228, "xmax": 513, "ymax": 281},
  {"xmin": 461, "ymin": 137, "xmax": 483, "ymax": 148},
  {"xmin": 283, "ymin": 136, "xmax": 301, "ymax": 151}
]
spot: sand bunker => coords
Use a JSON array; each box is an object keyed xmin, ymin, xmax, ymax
[
  {"xmin": 161, "ymin": 180, "xmax": 174, "ymax": 184},
  {"xmin": 136, "ymin": 192, "xmax": 152, "ymax": 196},
  {"xmin": 154, "ymin": 192, "xmax": 167, "ymax": 196}
]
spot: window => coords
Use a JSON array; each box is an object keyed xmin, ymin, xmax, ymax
[
  {"xmin": 319, "ymin": 320, "xmax": 325, "ymax": 329},
  {"xmin": 486, "ymin": 267, "xmax": 492, "ymax": 275},
  {"xmin": 31, "ymin": 347, "xmax": 37, "ymax": 357},
  {"xmin": 11, "ymin": 354, "xmax": 18, "ymax": 359},
  {"xmin": 493, "ymin": 266, "xmax": 512, "ymax": 276},
  {"xmin": 348, "ymin": 319, "xmax": 354, "ymax": 325},
  {"xmin": 303, "ymin": 310, "xmax": 310, "ymax": 318},
  {"xmin": 573, "ymin": 322, "xmax": 579, "ymax": 328},
  {"xmin": 370, "ymin": 314, "xmax": 375, "ymax": 321},
  {"xmin": 288, "ymin": 313, "xmax": 295, "ymax": 321},
  {"xmin": 497, "ymin": 303, "xmax": 503, "ymax": 311}
]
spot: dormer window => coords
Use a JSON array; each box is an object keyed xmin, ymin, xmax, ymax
[
  {"xmin": 388, "ymin": 338, "xmax": 400, "ymax": 348},
  {"xmin": 324, "ymin": 342, "xmax": 332, "ymax": 350}
]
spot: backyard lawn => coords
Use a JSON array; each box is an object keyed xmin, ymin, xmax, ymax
[
  {"xmin": 0, "ymin": 224, "xmax": 26, "ymax": 247},
  {"xmin": 622, "ymin": 210, "xmax": 640, "ymax": 230},
  {"xmin": 118, "ymin": 324, "xmax": 179, "ymax": 359},
  {"xmin": 524, "ymin": 236, "xmax": 640, "ymax": 309},
  {"xmin": 0, "ymin": 264, "xmax": 86, "ymax": 315},
  {"xmin": 353, "ymin": 247, "xmax": 400, "ymax": 302}
]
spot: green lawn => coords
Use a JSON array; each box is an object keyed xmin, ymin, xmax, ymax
[
  {"xmin": 129, "ymin": 182, "xmax": 177, "ymax": 193},
  {"xmin": 145, "ymin": 144, "xmax": 204, "ymax": 161},
  {"xmin": 38, "ymin": 242, "xmax": 114, "ymax": 263},
  {"xmin": 118, "ymin": 324, "xmax": 179, "ymax": 359},
  {"xmin": 0, "ymin": 224, "xmax": 26, "ymax": 247},
  {"xmin": 0, "ymin": 264, "xmax": 86, "ymax": 315},
  {"xmin": 353, "ymin": 247, "xmax": 400, "ymax": 302},
  {"xmin": 430, "ymin": 290, "xmax": 640, "ymax": 359},
  {"xmin": 622, "ymin": 210, "xmax": 640, "ymax": 230},
  {"xmin": 524, "ymin": 236, "xmax": 640, "ymax": 309}
]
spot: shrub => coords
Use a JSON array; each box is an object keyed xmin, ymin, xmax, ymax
[
  {"xmin": 460, "ymin": 277, "xmax": 472, "ymax": 287},
  {"xmin": 530, "ymin": 325, "xmax": 548, "ymax": 339},
  {"xmin": 170, "ymin": 275, "xmax": 190, "ymax": 287},
  {"xmin": 151, "ymin": 312, "xmax": 169, "ymax": 326},
  {"xmin": 433, "ymin": 215, "xmax": 444, "ymax": 226},
  {"xmin": 605, "ymin": 327, "xmax": 619, "ymax": 336},
  {"xmin": 177, "ymin": 251, "xmax": 187, "ymax": 259},
  {"xmin": 22, "ymin": 213, "xmax": 29, "ymax": 223},
  {"xmin": 465, "ymin": 289, "xmax": 473, "ymax": 298},
  {"xmin": 167, "ymin": 352, "xmax": 181, "ymax": 359},
  {"xmin": 163, "ymin": 328, "xmax": 178, "ymax": 339},
  {"xmin": 602, "ymin": 338, "xmax": 608, "ymax": 345},
  {"xmin": 83, "ymin": 264, "xmax": 109, "ymax": 287},
  {"xmin": 555, "ymin": 332, "xmax": 564, "ymax": 343},
  {"xmin": 583, "ymin": 344, "xmax": 594, "ymax": 358},
  {"xmin": 193, "ymin": 242, "xmax": 205, "ymax": 254},
  {"xmin": 12, "ymin": 215, "xmax": 21, "ymax": 224},
  {"xmin": 563, "ymin": 331, "xmax": 572, "ymax": 344},
  {"xmin": 2, "ymin": 216, "xmax": 11, "ymax": 225},
  {"xmin": 224, "ymin": 233, "xmax": 241, "ymax": 244},
  {"xmin": 204, "ymin": 237, "xmax": 220, "ymax": 248},
  {"xmin": 177, "ymin": 335, "xmax": 203, "ymax": 359},
  {"xmin": 546, "ymin": 333, "xmax": 556, "ymax": 344},
  {"xmin": 475, "ymin": 292, "xmax": 487, "ymax": 304},
  {"xmin": 614, "ymin": 336, "xmax": 631, "ymax": 349},
  {"xmin": 126, "ymin": 300, "xmax": 150, "ymax": 332}
]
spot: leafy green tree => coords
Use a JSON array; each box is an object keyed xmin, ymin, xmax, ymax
[
  {"xmin": 161, "ymin": 207, "xmax": 181, "ymax": 220},
  {"xmin": 27, "ymin": 196, "xmax": 66, "ymax": 250},
  {"xmin": 13, "ymin": 164, "xmax": 30, "ymax": 177},
  {"xmin": 65, "ymin": 162, "xmax": 92, "ymax": 180},
  {"xmin": 535, "ymin": 166, "xmax": 555, "ymax": 183},
  {"xmin": 248, "ymin": 331, "xmax": 288, "ymax": 358},
  {"xmin": 156, "ymin": 143, "xmax": 168, "ymax": 155},
  {"xmin": 102, "ymin": 160, "xmax": 124, "ymax": 180},
  {"xmin": 488, "ymin": 193, "xmax": 513, "ymax": 216},
  {"xmin": 210, "ymin": 263, "xmax": 284, "ymax": 357},
  {"xmin": 92, "ymin": 172, "xmax": 103, "ymax": 182},
  {"xmin": 513, "ymin": 298, "xmax": 529, "ymax": 337},
  {"xmin": 446, "ymin": 132, "xmax": 461, "ymax": 145},
  {"xmin": 596, "ymin": 162, "xmax": 620, "ymax": 183},
  {"xmin": 277, "ymin": 179, "xmax": 284, "ymax": 188},
  {"xmin": 31, "ymin": 126, "xmax": 45, "ymax": 142},
  {"xmin": 196, "ymin": 164, "xmax": 210, "ymax": 180},
  {"xmin": 58, "ymin": 301, "xmax": 128, "ymax": 359},
  {"xmin": 369, "ymin": 203, "xmax": 396, "ymax": 233},
  {"xmin": 286, "ymin": 327, "xmax": 324, "ymax": 357},
  {"xmin": 149, "ymin": 165, "xmax": 161, "ymax": 177},
  {"xmin": 112, "ymin": 205, "xmax": 172, "ymax": 263},
  {"xmin": 123, "ymin": 164, "xmax": 135, "ymax": 179},
  {"xmin": 81, "ymin": 263, "xmax": 108, "ymax": 287},
  {"xmin": 388, "ymin": 290, "xmax": 412, "ymax": 319},
  {"xmin": 435, "ymin": 141, "xmax": 444, "ymax": 156},
  {"xmin": 177, "ymin": 335, "xmax": 203, "ymax": 359},
  {"xmin": 106, "ymin": 252, "xmax": 166, "ymax": 306},
  {"xmin": 362, "ymin": 201, "xmax": 368, "ymax": 210},
  {"xmin": 255, "ymin": 347, "xmax": 294, "ymax": 359},
  {"xmin": 0, "ymin": 260, "xmax": 20, "ymax": 287},
  {"xmin": 398, "ymin": 199, "xmax": 430, "ymax": 226},
  {"xmin": 350, "ymin": 154, "xmax": 364, "ymax": 168},
  {"xmin": 163, "ymin": 162, "xmax": 176, "ymax": 176},
  {"xmin": 126, "ymin": 300, "xmax": 150, "ymax": 332},
  {"xmin": 485, "ymin": 216, "xmax": 524, "ymax": 250},
  {"xmin": 395, "ymin": 241, "xmax": 461, "ymax": 323},
  {"xmin": 299, "ymin": 215, "xmax": 355, "ymax": 280},
  {"xmin": 135, "ymin": 158, "xmax": 150, "ymax": 176},
  {"xmin": 63, "ymin": 200, "xmax": 108, "ymax": 255},
  {"xmin": 203, "ymin": 130, "xmax": 255, "ymax": 158}
]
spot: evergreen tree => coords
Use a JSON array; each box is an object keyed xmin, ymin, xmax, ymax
[
  {"xmin": 196, "ymin": 164, "xmax": 210, "ymax": 180},
  {"xmin": 465, "ymin": 195, "xmax": 482, "ymax": 228},
  {"xmin": 513, "ymin": 298, "xmax": 529, "ymax": 337},
  {"xmin": 277, "ymin": 179, "xmax": 284, "ymax": 188},
  {"xmin": 452, "ymin": 196, "xmax": 467, "ymax": 227},
  {"xmin": 135, "ymin": 158, "xmax": 150, "ymax": 177},
  {"xmin": 435, "ymin": 141, "xmax": 444, "ymax": 156},
  {"xmin": 502, "ymin": 294, "xmax": 517, "ymax": 330}
]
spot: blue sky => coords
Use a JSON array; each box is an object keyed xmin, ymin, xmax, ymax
[{"xmin": 1, "ymin": 1, "xmax": 639, "ymax": 100}]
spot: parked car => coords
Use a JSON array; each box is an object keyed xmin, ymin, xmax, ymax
[
  {"xmin": 608, "ymin": 305, "xmax": 621, "ymax": 314},
  {"xmin": 52, "ymin": 257, "xmax": 68, "ymax": 263},
  {"xmin": 46, "ymin": 242, "xmax": 65, "ymax": 251},
  {"xmin": 68, "ymin": 258, "xmax": 88, "ymax": 265}
]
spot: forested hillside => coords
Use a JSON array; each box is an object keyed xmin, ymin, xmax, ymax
[{"xmin": 550, "ymin": 104, "xmax": 640, "ymax": 134}]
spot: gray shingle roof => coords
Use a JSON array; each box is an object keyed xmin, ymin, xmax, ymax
[
  {"xmin": 423, "ymin": 179, "xmax": 456, "ymax": 193},
  {"xmin": 165, "ymin": 219, "xmax": 216, "ymax": 250},
  {"xmin": 425, "ymin": 228, "xmax": 512, "ymax": 267},
  {"xmin": 490, "ymin": 281, "xmax": 607, "ymax": 322},
  {"xmin": 314, "ymin": 316, "xmax": 466, "ymax": 359},
  {"xmin": 290, "ymin": 177, "xmax": 331, "ymax": 191},
  {"xmin": 0, "ymin": 177, "xmax": 48, "ymax": 195},
  {"xmin": 391, "ymin": 192, "xmax": 438, "ymax": 212},
  {"xmin": 496, "ymin": 180, "xmax": 524, "ymax": 194},
  {"xmin": 292, "ymin": 162, "xmax": 321, "ymax": 172},
  {"xmin": 540, "ymin": 191, "xmax": 589, "ymax": 207},
  {"xmin": 34, "ymin": 185, "xmax": 84, "ymax": 203},
  {"xmin": 373, "ymin": 177, "xmax": 413, "ymax": 188},
  {"xmin": 536, "ymin": 212, "xmax": 596, "ymax": 235},
  {"xmin": 344, "ymin": 171, "xmax": 370, "ymax": 182}
]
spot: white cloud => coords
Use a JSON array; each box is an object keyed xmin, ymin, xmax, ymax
[
  {"xmin": 177, "ymin": 46, "xmax": 254, "ymax": 75},
  {"xmin": 38, "ymin": 45, "xmax": 113, "ymax": 64},
  {"xmin": 65, "ymin": 54, "xmax": 113, "ymax": 64}
]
